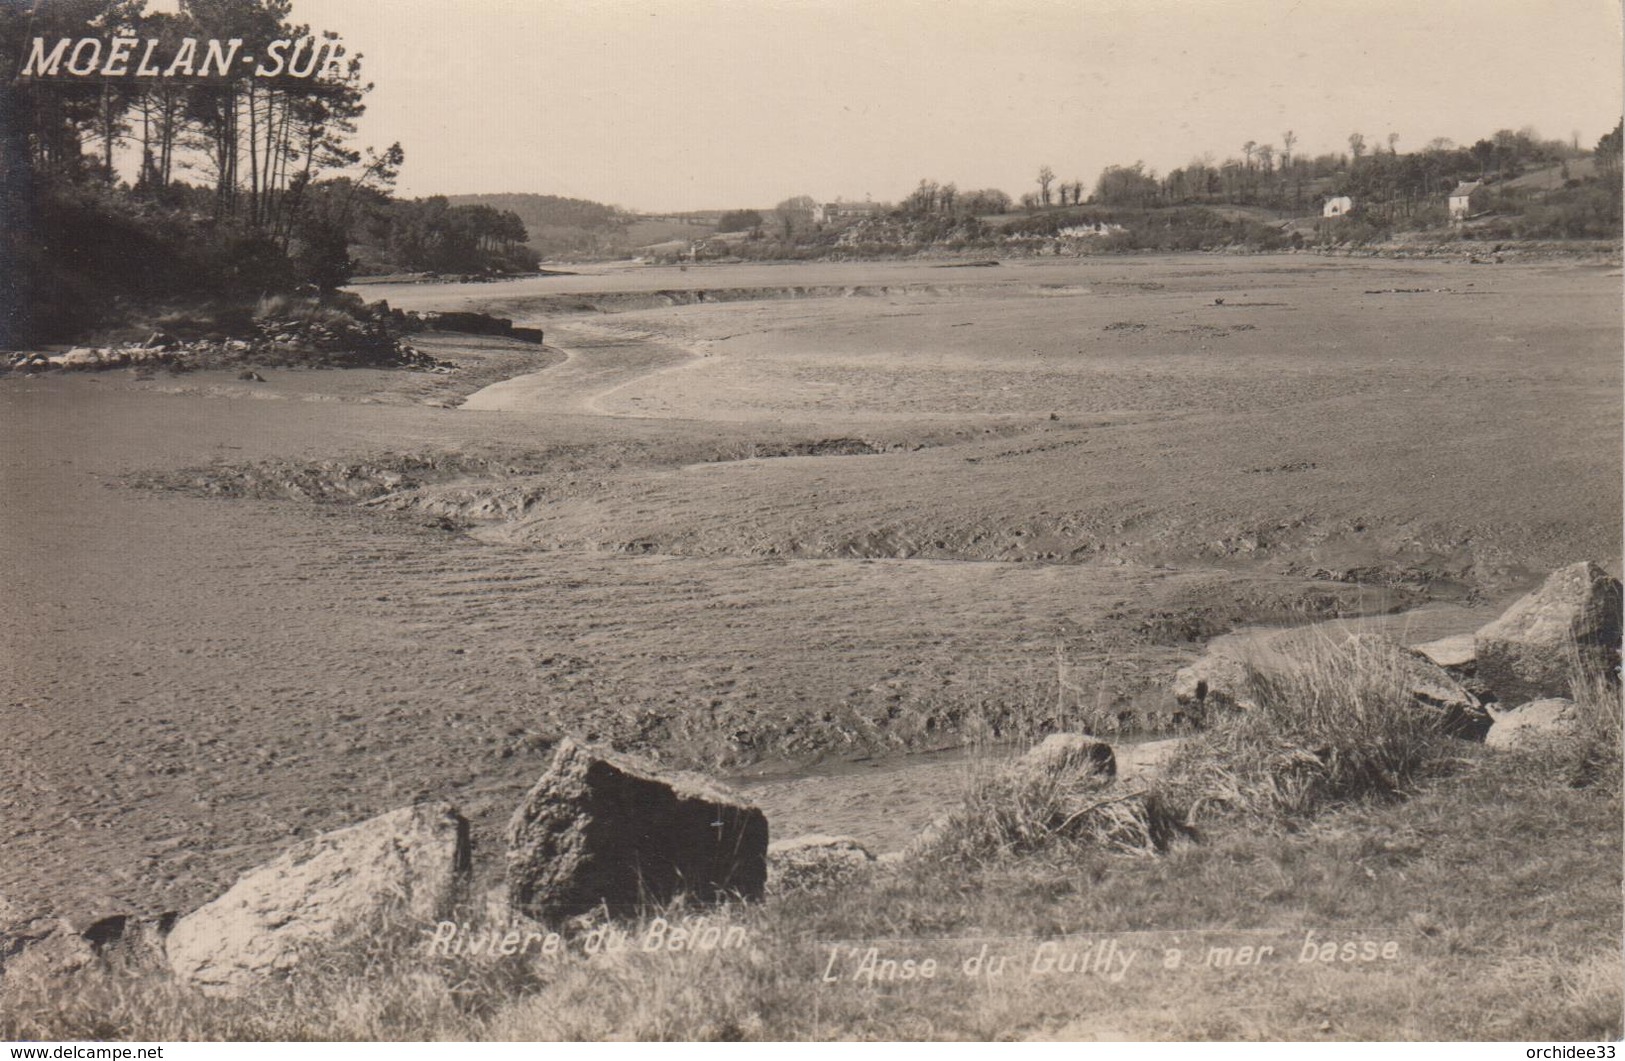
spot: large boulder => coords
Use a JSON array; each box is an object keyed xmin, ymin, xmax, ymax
[
  {"xmin": 166, "ymin": 803, "xmax": 470, "ymax": 996},
  {"xmin": 1475, "ymin": 562, "xmax": 1623, "ymax": 704},
  {"xmin": 505, "ymin": 738, "xmax": 768, "ymax": 920},
  {"xmin": 1173, "ymin": 631, "xmax": 1489, "ymax": 739},
  {"xmin": 1485, "ymin": 698, "xmax": 1580, "ymax": 750}
]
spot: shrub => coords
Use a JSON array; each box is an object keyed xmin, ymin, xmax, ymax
[
  {"xmin": 911, "ymin": 752, "xmax": 1178, "ymax": 864},
  {"xmin": 1158, "ymin": 633, "xmax": 1456, "ymax": 824},
  {"xmin": 252, "ymin": 294, "xmax": 360, "ymax": 332},
  {"xmin": 1001, "ymin": 206, "xmax": 1292, "ymax": 251},
  {"xmin": 1513, "ymin": 182, "xmax": 1624, "ymax": 239},
  {"xmin": 6, "ymin": 182, "xmax": 311, "ymax": 344}
]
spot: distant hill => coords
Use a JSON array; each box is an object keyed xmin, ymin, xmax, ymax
[
  {"xmin": 1503, "ymin": 157, "xmax": 1598, "ymax": 192},
  {"xmin": 444, "ymin": 194, "xmax": 723, "ymax": 260},
  {"xmin": 622, "ymin": 217, "xmax": 718, "ymax": 248},
  {"xmin": 446, "ymin": 193, "xmax": 631, "ymax": 259}
]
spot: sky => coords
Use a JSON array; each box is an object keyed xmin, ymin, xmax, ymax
[{"xmin": 154, "ymin": 0, "xmax": 1625, "ymax": 212}]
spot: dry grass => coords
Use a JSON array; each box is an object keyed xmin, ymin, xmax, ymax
[
  {"xmin": 252, "ymin": 294, "xmax": 358, "ymax": 331},
  {"xmin": 1562, "ymin": 665, "xmax": 1625, "ymax": 792},
  {"xmin": 5, "ymin": 632, "xmax": 1619, "ymax": 1041},
  {"xmin": 908, "ymin": 750, "xmax": 1178, "ymax": 865},
  {"xmin": 1157, "ymin": 632, "xmax": 1458, "ymax": 825},
  {"xmin": 5, "ymin": 742, "xmax": 1618, "ymax": 1041}
]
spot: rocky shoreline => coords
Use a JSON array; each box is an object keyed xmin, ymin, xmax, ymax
[{"xmin": 4, "ymin": 303, "xmax": 541, "ymax": 377}]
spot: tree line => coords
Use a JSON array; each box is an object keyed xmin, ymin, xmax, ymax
[
  {"xmin": 1088, "ymin": 124, "xmax": 1620, "ymax": 218},
  {"xmin": 4, "ymin": 0, "xmax": 392, "ymax": 248},
  {"xmin": 1, "ymin": 0, "xmax": 538, "ymax": 344},
  {"xmin": 859, "ymin": 120, "xmax": 1621, "ymax": 247},
  {"xmin": 879, "ymin": 122, "xmax": 1620, "ymax": 223}
]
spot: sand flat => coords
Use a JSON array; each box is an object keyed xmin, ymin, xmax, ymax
[{"xmin": 2, "ymin": 254, "xmax": 1618, "ymax": 918}]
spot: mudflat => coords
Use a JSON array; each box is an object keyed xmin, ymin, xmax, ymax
[{"xmin": 3, "ymin": 254, "xmax": 1619, "ymax": 921}]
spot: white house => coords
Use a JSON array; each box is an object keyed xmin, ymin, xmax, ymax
[
  {"xmin": 1448, "ymin": 181, "xmax": 1485, "ymax": 221},
  {"xmin": 822, "ymin": 201, "xmax": 886, "ymax": 223},
  {"xmin": 1322, "ymin": 195, "xmax": 1354, "ymax": 218}
]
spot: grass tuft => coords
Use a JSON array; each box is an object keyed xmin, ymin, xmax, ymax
[
  {"xmin": 1547, "ymin": 663, "xmax": 1624, "ymax": 793},
  {"xmin": 909, "ymin": 748, "xmax": 1180, "ymax": 864},
  {"xmin": 1157, "ymin": 632, "xmax": 1457, "ymax": 824}
]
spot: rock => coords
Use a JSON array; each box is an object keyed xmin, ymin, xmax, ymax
[
  {"xmin": 73, "ymin": 911, "xmax": 177, "ymax": 963},
  {"xmin": 905, "ymin": 741, "xmax": 1117, "ymax": 861},
  {"xmin": 505, "ymin": 738, "xmax": 768, "ymax": 920},
  {"xmin": 1475, "ymin": 562, "xmax": 1623, "ymax": 704},
  {"xmin": 1485, "ymin": 698, "xmax": 1580, "ymax": 750},
  {"xmin": 1175, "ymin": 631, "xmax": 1489, "ymax": 738},
  {"xmin": 767, "ymin": 835, "xmax": 875, "ymax": 892},
  {"xmin": 1172, "ymin": 652, "xmax": 1257, "ymax": 714},
  {"xmin": 1116, "ymin": 737, "xmax": 1189, "ymax": 783},
  {"xmin": 166, "ymin": 802, "xmax": 470, "ymax": 996},
  {"xmin": 1412, "ymin": 633, "xmax": 1491, "ymax": 701},
  {"xmin": 423, "ymin": 310, "xmax": 518, "ymax": 337},
  {"xmin": 1412, "ymin": 634, "xmax": 1477, "ymax": 671},
  {"xmin": 0, "ymin": 917, "xmax": 96, "ymax": 992},
  {"xmin": 0, "ymin": 908, "xmax": 176, "ymax": 1002},
  {"xmin": 1339, "ymin": 633, "xmax": 1492, "ymax": 739},
  {"xmin": 1016, "ymin": 733, "xmax": 1117, "ymax": 781},
  {"xmin": 61, "ymin": 347, "xmax": 102, "ymax": 367}
]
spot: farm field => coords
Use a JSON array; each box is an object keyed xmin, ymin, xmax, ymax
[{"xmin": 2, "ymin": 253, "xmax": 1619, "ymax": 986}]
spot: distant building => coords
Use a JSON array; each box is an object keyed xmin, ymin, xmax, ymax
[
  {"xmin": 821, "ymin": 201, "xmax": 887, "ymax": 223},
  {"xmin": 1322, "ymin": 195, "xmax": 1354, "ymax": 218},
  {"xmin": 1448, "ymin": 181, "xmax": 1486, "ymax": 221}
]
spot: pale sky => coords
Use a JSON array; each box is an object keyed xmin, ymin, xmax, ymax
[{"xmin": 174, "ymin": 0, "xmax": 1625, "ymax": 212}]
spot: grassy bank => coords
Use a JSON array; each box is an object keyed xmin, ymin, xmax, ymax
[
  {"xmin": 6, "ymin": 644, "xmax": 1618, "ymax": 1041},
  {"xmin": 6, "ymin": 743, "xmax": 1615, "ymax": 1041}
]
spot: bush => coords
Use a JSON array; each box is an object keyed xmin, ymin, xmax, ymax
[
  {"xmin": 1002, "ymin": 206, "xmax": 1291, "ymax": 252},
  {"xmin": 1513, "ymin": 182, "xmax": 1624, "ymax": 239},
  {"xmin": 1315, "ymin": 213, "xmax": 1392, "ymax": 246},
  {"xmin": 1158, "ymin": 633, "xmax": 1456, "ymax": 824},
  {"xmin": 6, "ymin": 182, "xmax": 308, "ymax": 344},
  {"xmin": 911, "ymin": 751, "xmax": 1178, "ymax": 864}
]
